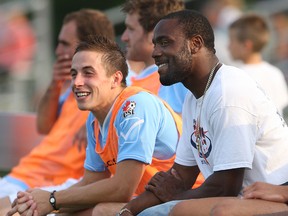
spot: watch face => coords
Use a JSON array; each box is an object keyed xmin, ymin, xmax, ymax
[{"xmin": 50, "ymin": 197, "xmax": 55, "ymax": 203}]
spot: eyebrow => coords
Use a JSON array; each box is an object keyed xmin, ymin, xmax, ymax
[{"xmin": 152, "ymin": 35, "xmax": 168, "ymax": 44}]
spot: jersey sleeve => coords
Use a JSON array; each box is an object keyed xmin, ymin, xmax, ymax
[{"xmin": 115, "ymin": 92, "xmax": 166, "ymax": 164}]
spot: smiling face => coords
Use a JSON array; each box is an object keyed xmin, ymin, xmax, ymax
[
  {"xmin": 152, "ymin": 18, "xmax": 192, "ymax": 86},
  {"xmin": 70, "ymin": 51, "xmax": 116, "ymax": 114}
]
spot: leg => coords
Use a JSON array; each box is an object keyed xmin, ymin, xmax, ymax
[
  {"xmin": 138, "ymin": 200, "xmax": 181, "ymax": 216},
  {"xmin": 0, "ymin": 196, "xmax": 19, "ymax": 215},
  {"xmin": 169, "ymin": 197, "xmax": 231, "ymax": 216},
  {"xmin": 211, "ymin": 198, "xmax": 288, "ymax": 216},
  {"xmin": 56, "ymin": 208, "xmax": 93, "ymax": 216},
  {"xmin": 56, "ymin": 202, "xmax": 125, "ymax": 216}
]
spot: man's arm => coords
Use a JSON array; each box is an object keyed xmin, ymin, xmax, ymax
[
  {"xmin": 122, "ymin": 163, "xmax": 200, "ymax": 215},
  {"xmin": 11, "ymin": 159, "xmax": 146, "ymax": 216},
  {"xmin": 36, "ymin": 55, "xmax": 71, "ymax": 134},
  {"xmin": 122, "ymin": 164, "xmax": 244, "ymax": 215}
]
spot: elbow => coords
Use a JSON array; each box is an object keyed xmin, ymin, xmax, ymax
[
  {"xmin": 113, "ymin": 186, "xmax": 135, "ymax": 202},
  {"xmin": 36, "ymin": 123, "xmax": 51, "ymax": 135}
]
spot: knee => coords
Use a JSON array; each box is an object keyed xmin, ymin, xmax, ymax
[
  {"xmin": 92, "ymin": 203, "xmax": 109, "ymax": 215},
  {"xmin": 169, "ymin": 202, "xmax": 185, "ymax": 216},
  {"xmin": 210, "ymin": 201, "xmax": 232, "ymax": 216}
]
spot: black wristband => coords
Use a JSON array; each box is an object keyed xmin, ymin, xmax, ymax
[{"xmin": 49, "ymin": 190, "xmax": 59, "ymax": 211}]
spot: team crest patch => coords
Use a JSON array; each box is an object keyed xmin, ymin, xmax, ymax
[{"xmin": 122, "ymin": 101, "xmax": 136, "ymax": 117}]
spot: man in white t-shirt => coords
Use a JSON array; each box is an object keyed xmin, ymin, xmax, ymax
[{"xmin": 118, "ymin": 9, "xmax": 288, "ymax": 216}]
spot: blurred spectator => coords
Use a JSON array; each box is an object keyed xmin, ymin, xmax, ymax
[
  {"xmin": 228, "ymin": 13, "xmax": 288, "ymax": 116},
  {"xmin": 201, "ymin": 0, "xmax": 244, "ymax": 66},
  {"xmin": 270, "ymin": 11, "xmax": 288, "ymax": 84},
  {"xmin": 0, "ymin": 10, "xmax": 36, "ymax": 78}
]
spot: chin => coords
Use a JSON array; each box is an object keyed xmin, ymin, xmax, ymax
[
  {"xmin": 160, "ymin": 77, "xmax": 176, "ymax": 86},
  {"xmin": 77, "ymin": 104, "xmax": 89, "ymax": 111}
]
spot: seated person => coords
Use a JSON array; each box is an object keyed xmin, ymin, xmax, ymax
[
  {"xmin": 8, "ymin": 35, "xmax": 182, "ymax": 216},
  {"xmin": 0, "ymin": 8, "xmax": 115, "ymax": 214}
]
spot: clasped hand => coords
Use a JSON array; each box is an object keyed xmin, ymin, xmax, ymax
[
  {"xmin": 7, "ymin": 189, "xmax": 52, "ymax": 216},
  {"xmin": 145, "ymin": 169, "xmax": 185, "ymax": 202}
]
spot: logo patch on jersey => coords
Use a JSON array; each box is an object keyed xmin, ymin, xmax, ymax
[{"xmin": 122, "ymin": 101, "xmax": 136, "ymax": 118}]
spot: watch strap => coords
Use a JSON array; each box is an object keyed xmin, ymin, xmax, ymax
[{"xmin": 49, "ymin": 190, "xmax": 59, "ymax": 211}]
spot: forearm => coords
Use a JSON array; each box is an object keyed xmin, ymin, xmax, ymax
[
  {"xmin": 175, "ymin": 169, "xmax": 244, "ymax": 200},
  {"xmin": 55, "ymin": 177, "xmax": 133, "ymax": 212},
  {"xmin": 36, "ymin": 80, "xmax": 62, "ymax": 134}
]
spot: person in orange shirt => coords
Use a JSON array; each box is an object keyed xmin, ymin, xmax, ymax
[
  {"xmin": 8, "ymin": 35, "xmax": 182, "ymax": 216},
  {"xmin": 0, "ymin": 9, "xmax": 115, "ymax": 214}
]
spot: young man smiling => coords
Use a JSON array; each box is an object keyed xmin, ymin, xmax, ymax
[{"xmin": 8, "ymin": 36, "xmax": 182, "ymax": 216}]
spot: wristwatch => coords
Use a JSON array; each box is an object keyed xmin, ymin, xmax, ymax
[{"xmin": 49, "ymin": 190, "xmax": 60, "ymax": 213}]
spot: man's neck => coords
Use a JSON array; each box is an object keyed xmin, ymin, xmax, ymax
[{"xmin": 91, "ymin": 87, "xmax": 125, "ymax": 126}]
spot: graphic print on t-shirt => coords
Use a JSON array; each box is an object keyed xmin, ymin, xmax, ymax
[{"xmin": 190, "ymin": 119, "xmax": 212, "ymax": 165}]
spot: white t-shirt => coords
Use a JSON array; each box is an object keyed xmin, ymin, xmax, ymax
[
  {"xmin": 240, "ymin": 61, "xmax": 288, "ymax": 115},
  {"xmin": 175, "ymin": 64, "xmax": 288, "ymax": 190}
]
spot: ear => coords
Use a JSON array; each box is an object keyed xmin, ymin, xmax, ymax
[
  {"xmin": 189, "ymin": 35, "xmax": 204, "ymax": 54},
  {"xmin": 111, "ymin": 70, "xmax": 124, "ymax": 88},
  {"xmin": 245, "ymin": 40, "xmax": 253, "ymax": 51}
]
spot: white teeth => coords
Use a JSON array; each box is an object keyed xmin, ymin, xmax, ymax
[
  {"xmin": 76, "ymin": 92, "xmax": 89, "ymax": 97},
  {"xmin": 158, "ymin": 63, "xmax": 167, "ymax": 68}
]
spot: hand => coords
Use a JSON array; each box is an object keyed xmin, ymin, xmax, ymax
[
  {"xmin": 73, "ymin": 125, "xmax": 87, "ymax": 152},
  {"xmin": 52, "ymin": 54, "xmax": 72, "ymax": 83},
  {"xmin": 7, "ymin": 191, "xmax": 38, "ymax": 216},
  {"xmin": 243, "ymin": 182, "xmax": 288, "ymax": 203},
  {"xmin": 145, "ymin": 170, "xmax": 185, "ymax": 202}
]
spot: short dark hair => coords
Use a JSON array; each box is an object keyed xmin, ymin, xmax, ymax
[
  {"xmin": 75, "ymin": 36, "xmax": 128, "ymax": 87},
  {"xmin": 161, "ymin": 9, "xmax": 216, "ymax": 54},
  {"xmin": 63, "ymin": 9, "xmax": 115, "ymax": 41},
  {"xmin": 121, "ymin": 0, "xmax": 184, "ymax": 33},
  {"xmin": 229, "ymin": 13, "xmax": 269, "ymax": 52}
]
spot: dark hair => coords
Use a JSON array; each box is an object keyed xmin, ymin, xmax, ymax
[
  {"xmin": 162, "ymin": 9, "xmax": 216, "ymax": 54},
  {"xmin": 75, "ymin": 36, "xmax": 128, "ymax": 87},
  {"xmin": 121, "ymin": 0, "xmax": 184, "ymax": 33},
  {"xmin": 229, "ymin": 13, "xmax": 269, "ymax": 52},
  {"xmin": 63, "ymin": 9, "xmax": 115, "ymax": 41}
]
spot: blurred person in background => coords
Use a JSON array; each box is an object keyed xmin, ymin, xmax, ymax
[
  {"xmin": 0, "ymin": 8, "xmax": 115, "ymax": 215},
  {"xmin": 201, "ymin": 0, "xmax": 244, "ymax": 66},
  {"xmin": 270, "ymin": 11, "xmax": 288, "ymax": 85},
  {"xmin": 0, "ymin": 10, "xmax": 35, "ymax": 90},
  {"xmin": 228, "ymin": 13, "xmax": 288, "ymax": 117}
]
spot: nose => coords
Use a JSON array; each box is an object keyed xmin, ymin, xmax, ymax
[
  {"xmin": 152, "ymin": 45, "xmax": 162, "ymax": 59},
  {"xmin": 72, "ymin": 73, "xmax": 84, "ymax": 87},
  {"xmin": 121, "ymin": 29, "xmax": 128, "ymax": 42},
  {"xmin": 55, "ymin": 43, "xmax": 64, "ymax": 56}
]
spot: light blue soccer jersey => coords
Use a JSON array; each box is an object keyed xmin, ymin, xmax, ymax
[
  {"xmin": 84, "ymin": 91, "xmax": 179, "ymax": 172},
  {"xmin": 129, "ymin": 64, "xmax": 188, "ymax": 114}
]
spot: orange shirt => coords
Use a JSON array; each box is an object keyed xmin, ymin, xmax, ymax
[{"xmin": 9, "ymin": 93, "xmax": 89, "ymax": 187}]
